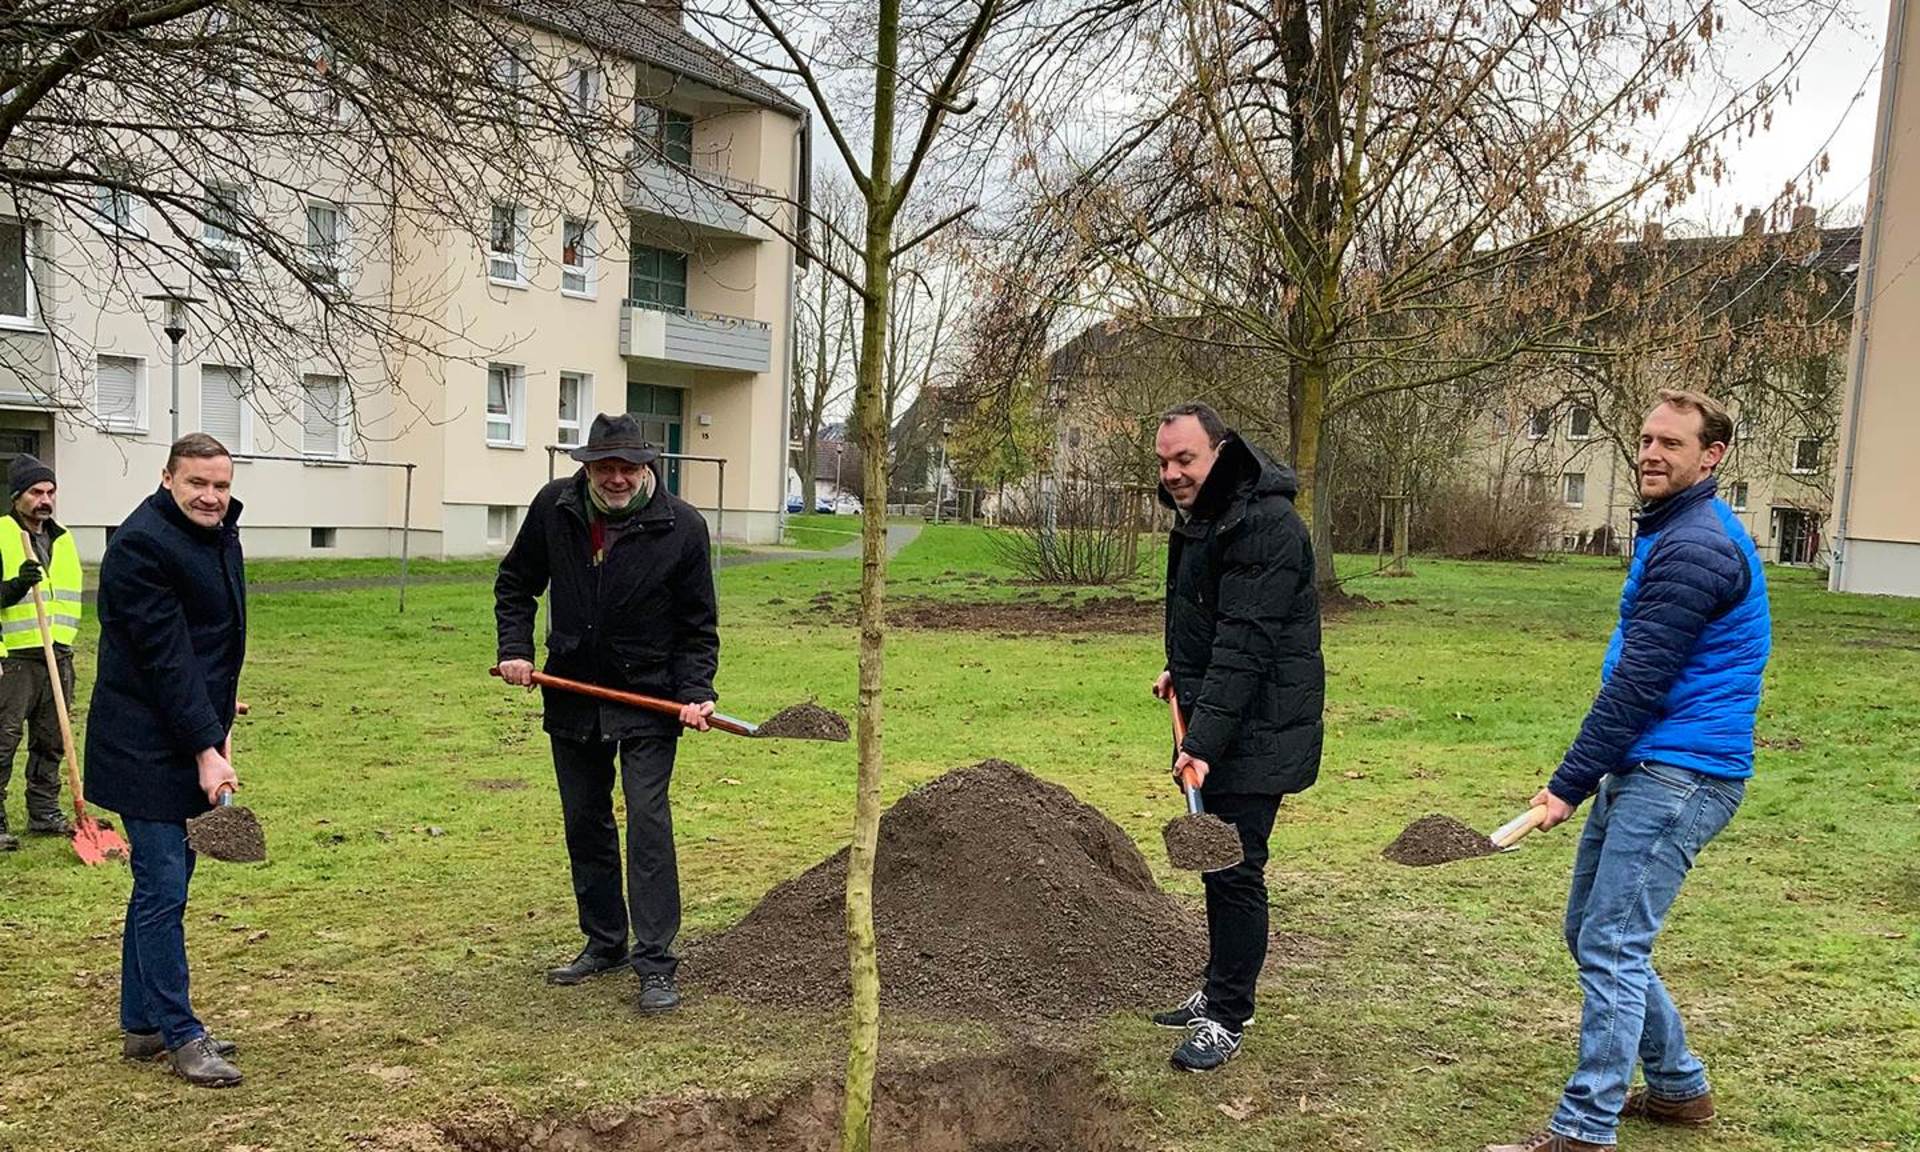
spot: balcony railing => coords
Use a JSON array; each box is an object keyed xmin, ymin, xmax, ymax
[
  {"xmin": 624, "ymin": 150, "xmax": 774, "ymax": 240},
  {"xmin": 618, "ymin": 298, "xmax": 771, "ymax": 372}
]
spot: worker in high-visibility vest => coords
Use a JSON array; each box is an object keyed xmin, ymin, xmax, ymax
[{"xmin": 0, "ymin": 454, "xmax": 81, "ymax": 851}]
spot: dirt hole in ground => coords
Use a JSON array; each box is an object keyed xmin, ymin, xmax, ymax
[
  {"xmin": 686, "ymin": 760, "xmax": 1204, "ymax": 1021},
  {"xmin": 437, "ymin": 1047, "xmax": 1139, "ymax": 1152},
  {"xmin": 1382, "ymin": 813, "xmax": 1496, "ymax": 867}
]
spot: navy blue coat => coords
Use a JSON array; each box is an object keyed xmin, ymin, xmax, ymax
[
  {"xmin": 1551, "ymin": 477, "xmax": 1770, "ymax": 806},
  {"xmin": 85, "ymin": 488, "xmax": 247, "ymax": 824}
]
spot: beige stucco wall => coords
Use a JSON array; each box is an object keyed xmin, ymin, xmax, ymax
[{"xmin": 1831, "ymin": 0, "xmax": 1920, "ymax": 594}]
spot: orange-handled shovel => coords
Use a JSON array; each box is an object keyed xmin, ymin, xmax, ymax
[{"xmin": 22, "ymin": 528, "xmax": 127, "ymax": 865}]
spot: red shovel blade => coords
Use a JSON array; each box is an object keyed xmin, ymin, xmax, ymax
[{"xmin": 72, "ymin": 817, "xmax": 129, "ymax": 865}]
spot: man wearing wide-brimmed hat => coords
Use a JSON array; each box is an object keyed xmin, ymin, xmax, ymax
[{"xmin": 494, "ymin": 412, "xmax": 720, "ymax": 1015}]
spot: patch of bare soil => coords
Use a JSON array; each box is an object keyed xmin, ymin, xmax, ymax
[
  {"xmin": 436, "ymin": 1048, "xmax": 1139, "ymax": 1152},
  {"xmin": 687, "ymin": 760, "xmax": 1205, "ymax": 1021},
  {"xmin": 186, "ymin": 802, "xmax": 267, "ymax": 863},
  {"xmin": 1162, "ymin": 812, "xmax": 1243, "ymax": 872},
  {"xmin": 803, "ymin": 592, "xmax": 1162, "ymax": 635},
  {"xmin": 467, "ymin": 778, "xmax": 529, "ymax": 792},
  {"xmin": 1382, "ymin": 813, "xmax": 1496, "ymax": 867},
  {"xmin": 756, "ymin": 702, "xmax": 851, "ymax": 741}
]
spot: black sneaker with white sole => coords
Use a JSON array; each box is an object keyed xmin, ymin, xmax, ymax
[
  {"xmin": 1170, "ymin": 1019, "xmax": 1242, "ymax": 1072},
  {"xmin": 1151, "ymin": 990, "xmax": 1253, "ymax": 1030}
]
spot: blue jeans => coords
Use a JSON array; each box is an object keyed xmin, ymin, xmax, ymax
[
  {"xmin": 1551, "ymin": 762, "xmax": 1744, "ymax": 1145},
  {"xmin": 120, "ymin": 818, "xmax": 205, "ymax": 1050}
]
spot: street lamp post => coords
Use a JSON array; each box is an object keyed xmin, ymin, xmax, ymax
[
  {"xmin": 142, "ymin": 289, "xmax": 205, "ymax": 442},
  {"xmin": 933, "ymin": 419, "xmax": 952, "ymax": 525},
  {"xmin": 834, "ymin": 443, "xmax": 844, "ymax": 503}
]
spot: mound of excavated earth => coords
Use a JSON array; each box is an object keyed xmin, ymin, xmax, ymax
[{"xmin": 689, "ymin": 760, "xmax": 1204, "ymax": 1021}]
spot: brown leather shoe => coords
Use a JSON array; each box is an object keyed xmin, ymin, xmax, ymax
[
  {"xmin": 1623, "ymin": 1087, "xmax": 1715, "ymax": 1126},
  {"xmin": 1482, "ymin": 1132, "xmax": 1614, "ymax": 1152}
]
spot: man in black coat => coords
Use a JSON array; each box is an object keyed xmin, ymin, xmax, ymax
[
  {"xmin": 495, "ymin": 413, "xmax": 719, "ymax": 1014},
  {"xmin": 85, "ymin": 434, "xmax": 246, "ymax": 1088},
  {"xmin": 1147, "ymin": 403, "xmax": 1324, "ymax": 1072}
]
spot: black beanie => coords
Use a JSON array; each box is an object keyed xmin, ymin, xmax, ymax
[{"xmin": 8, "ymin": 454, "xmax": 55, "ymax": 500}]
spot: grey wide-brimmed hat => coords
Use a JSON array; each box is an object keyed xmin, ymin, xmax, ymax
[{"xmin": 569, "ymin": 413, "xmax": 660, "ymax": 464}]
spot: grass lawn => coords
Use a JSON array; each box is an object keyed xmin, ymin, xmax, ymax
[{"xmin": 2, "ymin": 529, "xmax": 1915, "ymax": 1151}]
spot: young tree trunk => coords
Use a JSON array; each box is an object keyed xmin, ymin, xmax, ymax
[
  {"xmin": 843, "ymin": 1, "xmax": 900, "ymax": 1147},
  {"xmin": 1293, "ymin": 358, "xmax": 1336, "ymax": 587}
]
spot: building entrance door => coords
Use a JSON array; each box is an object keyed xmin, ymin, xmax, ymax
[{"xmin": 625, "ymin": 382, "xmax": 685, "ymax": 495}]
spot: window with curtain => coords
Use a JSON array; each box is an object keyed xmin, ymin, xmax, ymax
[
  {"xmin": 200, "ymin": 364, "xmax": 246, "ymax": 449},
  {"xmin": 97, "ymin": 354, "xmax": 144, "ymax": 431},
  {"xmin": 303, "ymin": 374, "xmax": 345, "ymax": 457}
]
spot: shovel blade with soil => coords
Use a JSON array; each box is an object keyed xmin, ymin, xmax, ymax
[
  {"xmin": 1161, "ymin": 692, "xmax": 1244, "ymax": 873},
  {"xmin": 1382, "ymin": 805, "xmax": 1548, "ymax": 867},
  {"xmin": 491, "ymin": 667, "xmax": 850, "ymax": 741},
  {"xmin": 187, "ymin": 790, "xmax": 267, "ymax": 863}
]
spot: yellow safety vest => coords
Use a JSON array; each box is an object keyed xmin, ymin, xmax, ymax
[{"xmin": 0, "ymin": 523, "xmax": 82, "ymax": 650}]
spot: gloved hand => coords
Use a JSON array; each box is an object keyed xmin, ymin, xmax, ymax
[{"xmin": 15, "ymin": 559, "xmax": 42, "ymax": 587}]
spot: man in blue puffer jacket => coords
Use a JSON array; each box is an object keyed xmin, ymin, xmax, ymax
[{"xmin": 1486, "ymin": 390, "xmax": 1771, "ymax": 1152}]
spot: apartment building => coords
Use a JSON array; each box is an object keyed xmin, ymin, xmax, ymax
[
  {"xmin": 1830, "ymin": 0, "xmax": 1920, "ymax": 597},
  {"xmin": 1477, "ymin": 392, "xmax": 1837, "ymax": 563},
  {"xmin": 0, "ymin": 2, "xmax": 804, "ymax": 559}
]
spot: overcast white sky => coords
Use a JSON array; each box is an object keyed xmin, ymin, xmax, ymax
[{"xmin": 1679, "ymin": 0, "xmax": 1892, "ymax": 229}]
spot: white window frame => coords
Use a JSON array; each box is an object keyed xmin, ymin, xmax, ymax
[
  {"xmin": 1730, "ymin": 481, "xmax": 1750, "ymax": 511},
  {"xmin": 1562, "ymin": 471, "xmax": 1586, "ymax": 508},
  {"xmin": 301, "ymin": 373, "xmax": 349, "ymax": 459},
  {"xmin": 0, "ymin": 216, "xmax": 38, "ymax": 328},
  {"xmin": 487, "ymin": 201, "xmax": 528, "ymax": 286},
  {"xmin": 95, "ymin": 353, "xmax": 149, "ymax": 434},
  {"xmin": 1521, "ymin": 472, "xmax": 1548, "ymax": 501},
  {"xmin": 565, "ymin": 60, "xmax": 602, "ymax": 117},
  {"xmin": 486, "ymin": 504, "xmax": 517, "ymax": 546},
  {"xmin": 1567, "ymin": 405, "xmax": 1593, "ymax": 440},
  {"xmin": 486, "ymin": 362, "xmax": 525, "ymax": 447},
  {"xmin": 202, "ymin": 181, "xmax": 247, "ymax": 272},
  {"xmin": 92, "ymin": 177, "xmax": 145, "ymax": 236},
  {"xmin": 305, "ymin": 199, "xmax": 347, "ymax": 281},
  {"xmin": 199, "ymin": 363, "xmax": 253, "ymax": 454},
  {"xmin": 1527, "ymin": 408, "xmax": 1551, "ymax": 440},
  {"xmin": 1791, "ymin": 437, "xmax": 1821, "ymax": 475},
  {"xmin": 557, "ymin": 371, "xmax": 591, "ymax": 446},
  {"xmin": 561, "ymin": 216, "xmax": 595, "ymax": 297}
]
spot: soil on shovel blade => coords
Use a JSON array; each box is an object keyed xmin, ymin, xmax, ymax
[
  {"xmin": 436, "ymin": 1047, "xmax": 1140, "ymax": 1152},
  {"xmin": 186, "ymin": 803, "xmax": 267, "ymax": 863},
  {"xmin": 754, "ymin": 701, "xmax": 851, "ymax": 741},
  {"xmin": 687, "ymin": 760, "xmax": 1205, "ymax": 1022},
  {"xmin": 1162, "ymin": 812, "xmax": 1243, "ymax": 871},
  {"xmin": 1382, "ymin": 813, "xmax": 1497, "ymax": 867}
]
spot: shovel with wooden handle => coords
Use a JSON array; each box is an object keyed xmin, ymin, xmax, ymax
[
  {"xmin": 1159, "ymin": 691, "xmax": 1245, "ymax": 873},
  {"xmin": 21, "ymin": 528, "xmax": 128, "ymax": 865},
  {"xmin": 490, "ymin": 666, "xmax": 850, "ymax": 741},
  {"xmin": 1488, "ymin": 805, "xmax": 1551, "ymax": 850}
]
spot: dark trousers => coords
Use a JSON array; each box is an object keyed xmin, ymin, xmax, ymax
[
  {"xmin": 120, "ymin": 817, "xmax": 205, "ymax": 1049},
  {"xmin": 552, "ymin": 733, "xmax": 681, "ymax": 974},
  {"xmin": 1199, "ymin": 790, "xmax": 1282, "ymax": 1030},
  {"xmin": 0, "ymin": 650, "xmax": 74, "ymax": 828}
]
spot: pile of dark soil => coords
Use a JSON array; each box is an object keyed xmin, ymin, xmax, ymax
[
  {"xmin": 1382, "ymin": 813, "xmax": 1496, "ymax": 867},
  {"xmin": 438, "ymin": 1047, "xmax": 1139, "ymax": 1152},
  {"xmin": 186, "ymin": 802, "xmax": 267, "ymax": 863},
  {"xmin": 756, "ymin": 702, "xmax": 851, "ymax": 741},
  {"xmin": 1162, "ymin": 812, "xmax": 1243, "ymax": 871},
  {"xmin": 688, "ymin": 760, "xmax": 1204, "ymax": 1021}
]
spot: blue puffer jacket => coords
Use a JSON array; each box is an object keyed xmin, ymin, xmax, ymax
[{"xmin": 1550, "ymin": 477, "xmax": 1771, "ymax": 806}]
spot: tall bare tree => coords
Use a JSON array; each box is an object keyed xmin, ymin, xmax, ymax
[
  {"xmin": 1000, "ymin": 0, "xmax": 1844, "ymax": 583},
  {"xmin": 794, "ymin": 167, "xmax": 860, "ymax": 512}
]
